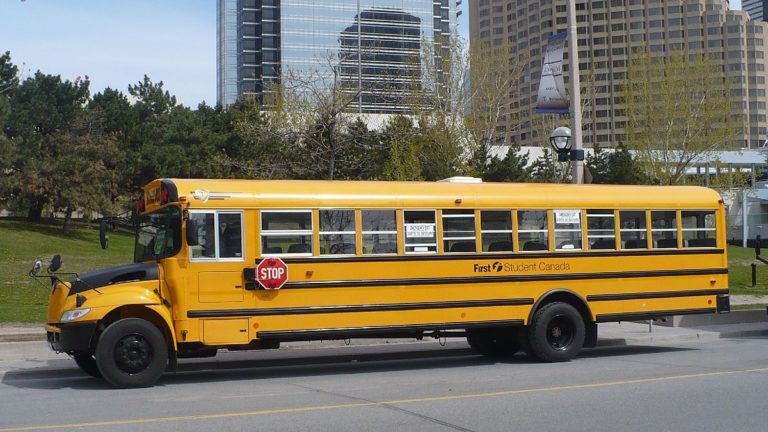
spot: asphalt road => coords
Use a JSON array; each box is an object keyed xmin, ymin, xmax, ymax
[{"xmin": 1, "ymin": 338, "xmax": 767, "ymax": 432}]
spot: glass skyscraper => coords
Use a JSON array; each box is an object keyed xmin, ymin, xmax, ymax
[
  {"xmin": 217, "ymin": 0, "xmax": 458, "ymax": 112},
  {"xmin": 743, "ymin": 0, "xmax": 768, "ymax": 22}
]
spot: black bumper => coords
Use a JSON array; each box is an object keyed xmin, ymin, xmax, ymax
[{"xmin": 47, "ymin": 322, "xmax": 97, "ymax": 353}]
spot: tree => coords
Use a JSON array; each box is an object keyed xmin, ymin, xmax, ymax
[
  {"xmin": 4, "ymin": 71, "xmax": 90, "ymax": 221},
  {"xmin": 586, "ymin": 144, "xmax": 648, "ymax": 185},
  {"xmin": 530, "ymin": 148, "xmax": 569, "ymax": 183},
  {"xmin": 481, "ymin": 142, "xmax": 532, "ymax": 182},
  {"xmin": 0, "ymin": 51, "xmax": 19, "ymax": 96},
  {"xmin": 380, "ymin": 115, "xmax": 421, "ymax": 181},
  {"xmin": 624, "ymin": 50, "xmax": 736, "ymax": 185},
  {"xmin": 128, "ymin": 75, "xmax": 177, "ymax": 120}
]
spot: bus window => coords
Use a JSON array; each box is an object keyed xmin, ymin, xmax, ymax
[
  {"xmin": 587, "ymin": 209, "xmax": 616, "ymax": 250},
  {"xmin": 320, "ymin": 209, "xmax": 356, "ymax": 255},
  {"xmin": 189, "ymin": 211, "xmax": 244, "ymax": 260},
  {"xmin": 404, "ymin": 210, "xmax": 437, "ymax": 253},
  {"xmin": 219, "ymin": 212, "xmax": 243, "ymax": 258},
  {"xmin": 652, "ymin": 210, "xmax": 678, "ymax": 248},
  {"xmin": 443, "ymin": 210, "xmax": 476, "ymax": 253},
  {"xmin": 190, "ymin": 212, "xmax": 216, "ymax": 259},
  {"xmin": 481, "ymin": 210, "xmax": 513, "ymax": 252},
  {"xmin": 518, "ymin": 210, "xmax": 548, "ymax": 251},
  {"xmin": 682, "ymin": 210, "xmax": 716, "ymax": 247},
  {"xmin": 261, "ymin": 210, "xmax": 313, "ymax": 255},
  {"xmin": 554, "ymin": 209, "xmax": 582, "ymax": 250},
  {"xmin": 362, "ymin": 210, "xmax": 397, "ymax": 254},
  {"xmin": 620, "ymin": 210, "xmax": 647, "ymax": 249}
]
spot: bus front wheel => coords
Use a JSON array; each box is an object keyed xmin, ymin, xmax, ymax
[
  {"xmin": 72, "ymin": 351, "xmax": 102, "ymax": 378},
  {"xmin": 95, "ymin": 318, "xmax": 168, "ymax": 388},
  {"xmin": 527, "ymin": 302, "xmax": 585, "ymax": 362}
]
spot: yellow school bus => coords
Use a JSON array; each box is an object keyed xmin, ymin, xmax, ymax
[{"xmin": 40, "ymin": 178, "xmax": 729, "ymax": 388}]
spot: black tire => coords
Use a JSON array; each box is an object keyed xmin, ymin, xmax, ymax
[
  {"xmin": 527, "ymin": 302, "xmax": 585, "ymax": 362},
  {"xmin": 95, "ymin": 318, "xmax": 168, "ymax": 388},
  {"xmin": 72, "ymin": 351, "xmax": 102, "ymax": 378},
  {"xmin": 467, "ymin": 328, "xmax": 521, "ymax": 357}
]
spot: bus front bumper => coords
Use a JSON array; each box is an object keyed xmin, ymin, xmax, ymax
[{"xmin": 46, "ymin": 322, "xmax": 97, "ymax": 353}]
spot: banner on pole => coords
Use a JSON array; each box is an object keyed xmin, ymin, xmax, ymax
[{"xmin": 535, "ymin": 32, "xmax": 569, "ymax": 114}]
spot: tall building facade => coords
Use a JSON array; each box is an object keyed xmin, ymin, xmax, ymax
[
  {"xmin": 217, "ymin": 0, "xmax": 458, "ymax": 112},
  {"xmin": 743, "ymin": 0, "xmax": 768, "ymax": 22},
  {"xmin": 471, "ymin": 0, "xmax": 768, "ymax": 149}
]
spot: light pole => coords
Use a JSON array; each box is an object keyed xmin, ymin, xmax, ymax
[{"xmin": 566, "ymin": 0, "xmax": 584, "ymax": 184}]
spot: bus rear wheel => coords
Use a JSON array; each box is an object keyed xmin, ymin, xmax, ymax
[
  {"xmin": 527, "ymin": 302, "xmax": 585, "ymax": 362},
  {"xmin": 466, "ymin": 328, "xmax": 520, "ymax": 357},
  {"xmin": 95, "ymin": 318, "xmax": 168, "ymax": 388}
]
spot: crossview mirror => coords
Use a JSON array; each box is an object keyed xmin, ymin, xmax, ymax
[
  {"xmin": 30, "ymin": 260, "xmax": 43, "ymax": 276},
  {"xmin": 99, "ymin": 219, "xmax": 109, "ymax": 249},
  {"xmin": 48, "ymin": 254, "xmax": 62, "ymax": 273},
  {"xmin": 186, "ymin": 219, "xmax": 199, "ymax": 247}
]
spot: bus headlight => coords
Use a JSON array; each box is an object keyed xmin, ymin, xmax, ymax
[{"xmin": 60, "ymin": 308, "xmax": 91, "ymax": 323}]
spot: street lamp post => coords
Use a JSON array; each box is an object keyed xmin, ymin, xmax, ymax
[{"xmin": 566, "ymin": 0, "xmax": 584, "ymax": 184}]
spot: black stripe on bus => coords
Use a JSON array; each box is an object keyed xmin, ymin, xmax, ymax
[
  {"xmin": 187, "ymin": 298, "xmax": 534, "ymax": 319},
  {"xmin": 596, "ymin": 308, "xmax": 716, "ymax": 323},
  {"xmin": 279, "ymin": 268, "xmax": 727, "ymax": 289},
  {"xmin": 256, "ymin": 319, "xmax": 525, "ymax": 341},
  {"xmin": 587, "ymin": 289, "xmax": 729, "ymax": 302},
  {"xmin": 269, "ymin": 248, "xmax": 725, "ymax": 264}
]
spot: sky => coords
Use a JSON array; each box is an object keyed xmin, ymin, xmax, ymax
[{"xmin": 0, "ymin": 0, "xmax": 743, "ymax": 108}]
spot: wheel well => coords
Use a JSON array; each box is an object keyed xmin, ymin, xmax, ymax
[
  {"xmin": 529, "ymin": 290, "xmax": 593, "ymax": 326},
  {"xmin": 98, "ymin": 306, "xmax": 174, "ymax": 352}
]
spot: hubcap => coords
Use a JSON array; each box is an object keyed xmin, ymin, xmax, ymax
[
  {"xmin": 546, "ymin": 316, "xmax": 574, "ymax": 350},
  {"xmin": 114, "ymin": 334, "xmax": 153, "ymax": 374}
]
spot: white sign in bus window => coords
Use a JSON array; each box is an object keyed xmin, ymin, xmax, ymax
[
  {"xmin": 555, "ymin": 210, "xmax": 581, "ymax": 225},
  {"xmin": 405, "ymin": 223, "xmax": 435, "ymax": 238}
]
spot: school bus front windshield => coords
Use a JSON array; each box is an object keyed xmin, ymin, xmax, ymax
[{"xmin": 134, "ymin": 205, "xmax": 182, "ymax": 262}]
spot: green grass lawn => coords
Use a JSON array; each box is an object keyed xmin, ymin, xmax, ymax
[
  {"xmin": 0, "ymin": 219, "xmax": 133, "ymax": 322},
  {"xmin": 1, "ymin": 219, "xmax": 767, "ymax": 323}
]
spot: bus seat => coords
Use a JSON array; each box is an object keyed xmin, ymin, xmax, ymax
[
  {"xmin": 449, "ymin": 242, "xmax": 476, "ymax": 253},
  {"xmin": 329, "ymin": 243, "xmax": 355, "ymax": 254},
  {"xmin": 488, "ymin": 241, "xmax": 513, "ymax": 252},
  {"xmin": 656, "ymin": 238, "xmax": 678, "ymax": 248},
  {"xmin": 623, "ymin": 239, "xmax": 646, "ymax": 249},
  {"xmin": 590, "ymin": 239, "xmax": 615, "ymax": 250},
  {"xmin": 523, "ymin": 241, "xmax": 548, "ymax": 251},
  {"xmin": 287, "ymin": 243, "xmax": 312, "ymax": 254},
  {"xmin": 263, "ymin": 246, "xmax": 282, "ymax": 254},
  {"xmin": 372, "ymin": 243, "xmax": 397, "ymax": 254},
  {"xmin": 687, "ymin": 238, "xmax": 716, "ymax": 247}
]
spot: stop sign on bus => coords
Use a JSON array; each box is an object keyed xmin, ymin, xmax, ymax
[{"xmin": 255, "ymin": 257, "xmax": 288, "ymax": 290}]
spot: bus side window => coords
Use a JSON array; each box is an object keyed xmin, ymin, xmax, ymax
[
  {"xmin": 554, "ymin": 209, "xmax": 582, "ymax": 250},
  {"xmin": 189, "ymin": 212, "xmax": 216, "ymax": 259},
  {"xmin": 443, "ymin": 210, "xmax": 476, "ymax": 253},
  {"xmin": 620, "ymin": 210, "xmax": 647, "ymax": 249},
  {"xmin": 362, "ymin": 210, "xmax": 397, "ymax": 254},
  {"xmin": 404, "ymin": 210, "xmax": 437, "ymax": 253},
  {"xmin": 320, "ymin": 209, "xmax": 356, "ymax": 256},
  {"xmin": 481, "ymin": 210, "xmax": 513, "ymax": 252},
  {"xmin": 682, "ymin": 210, "xmax": 716, "ymax": 247},
  {"xmin": 218, "ymin": 212, "xmax": 243, "ymax": 258},
  {"xmin": 261, "ymin": 210, "xmax": 313, "ymax": 256},
  {"xmin": 587, "ymin": 209, "xmax": 616, "ymax": 250},
  {"xmin": 651, "ymin": 210, "xmax": 678, "ymax": 248},
  {"xmin": 518, "ymin": 210, "xmax": 548, "ymax": 252}
]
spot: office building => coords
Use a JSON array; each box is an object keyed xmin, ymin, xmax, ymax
[
  {"xmin": 743, "ymin": 0, "xmax": 768, "ymax": 22},
  {"xmin": 217, "ymin": 0, "xmax": 458, "ymax": 113},
  {"xmin": 471, "ymin": 0, "xmax": 768, "ymax": 149}
]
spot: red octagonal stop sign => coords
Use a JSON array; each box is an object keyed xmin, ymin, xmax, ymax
[{"xmin": 256, "ymin": 257, "xmax": 288, "ymax": 290}]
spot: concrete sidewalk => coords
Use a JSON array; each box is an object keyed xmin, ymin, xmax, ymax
[{"xmin": 2, "ymin": 295, "xmax": 766, "ymax": 346}]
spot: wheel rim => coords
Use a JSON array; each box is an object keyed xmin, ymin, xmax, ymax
[
  {"xmin": 546, "ymin": 315, "xmax": 575, "ymax": 350},
  {"xmin": 113, "ymin": 333, "xmax": 153, "ymax": 374}
]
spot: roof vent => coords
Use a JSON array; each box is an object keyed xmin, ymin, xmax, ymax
[{"xmin": 438, "ymin": 176, "xmax": 483, "ymax": 183}]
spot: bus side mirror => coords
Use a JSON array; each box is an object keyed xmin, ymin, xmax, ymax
[
  {"xmin": 186, "ymin": 219, "xmax": 199, "ymax": 247},
  {"xmin": 49, "ymin": 255, "xmax": 62, "ymax": 273},
  {"xmin": 99, "ymin": 219, "xmax": 109, "ymax": 249}
]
